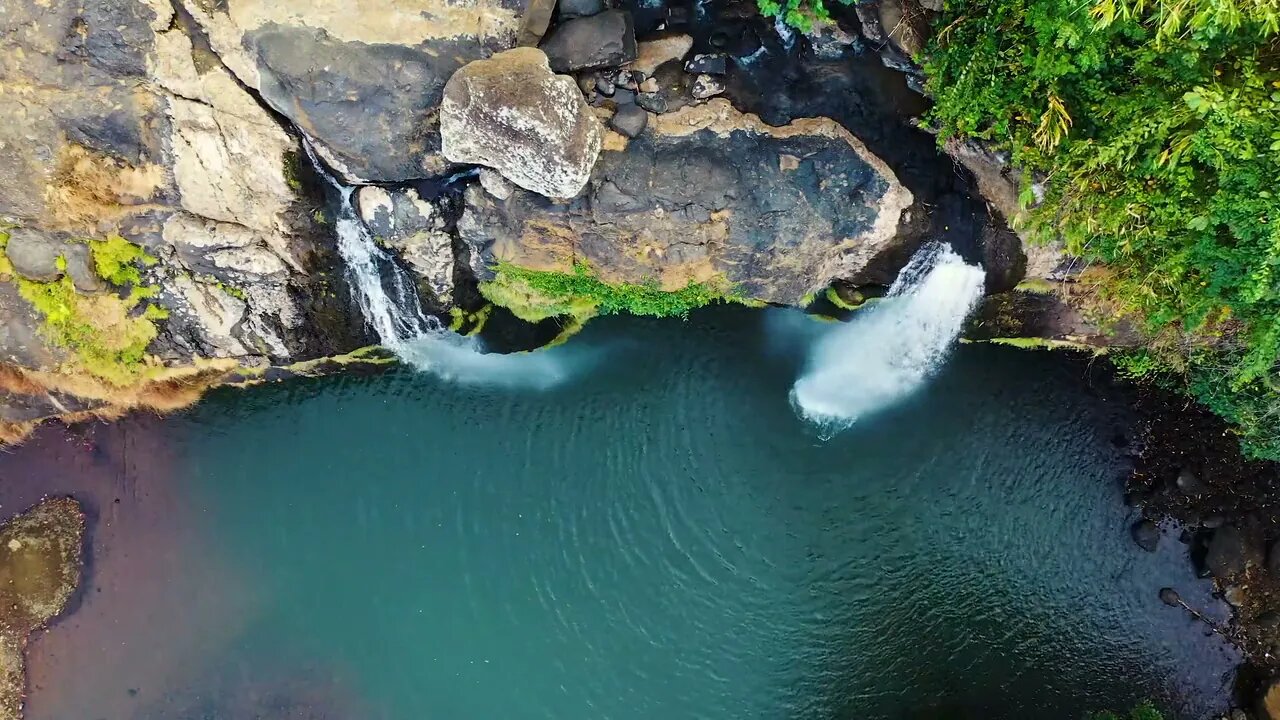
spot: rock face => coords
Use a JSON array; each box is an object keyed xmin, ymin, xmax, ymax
[
  {"xmin": 460, "ymin": 100, "xmax": 915, "ymax": 306},
  {"xmin": 0, "ymin": 498, "xmax": 86, "ymax": 720},
  {"xmin": 177, "ymin": 0, "xmax": 524, "ymax": 183},
  {"xmin": 540, "ymin": 10, "xmax": 638, "ymax": 72},
  {"xmin": 357, "ymin": 187, "xmax": 457, "ymax": 307},
  {"xmin": 0, "ymin": 0, "xmax": 376, "ymax": 437},
  {"xmin": 441, "ymin": 48, "xmax": 604, "ymax": 199}
]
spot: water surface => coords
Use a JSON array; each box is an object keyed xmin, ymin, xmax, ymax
[{"xmin": 2, "ymin": 308, "xmax": 1238, "ymax": 719}]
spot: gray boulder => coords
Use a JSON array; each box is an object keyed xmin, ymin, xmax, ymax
[
  {"xmin": 6, "ymin": 229, "xmax": 67, "ymax": 282},
  {"xmin": 441, "ymin": 47, "xmax": 603, "ymax": 199},
  {"xmin": 559, "ymin": 0, "xmax": 606, "ymax": 18},
  {"xmin": 357, "ymin": 186, "xmax": 457, "ymax": 305},
  {"xmin": 540, "ymin": 10, "xmax": 637, "ymax": 72},
  {"xmin": 610, "ymin": 104, "xmax": 649, "ymax": 138}
]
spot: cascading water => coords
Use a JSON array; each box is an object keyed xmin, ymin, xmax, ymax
[
  {"xmin": 790, "ymin": 242, "xmax": 986, "ymax": 433},
  {"xmin": 303, "ymin": 142, "xmax": 602, "ymax": 388},
  {"xmin": 304, "ymin": 142, "xmax": 439, "ymax": 348}
]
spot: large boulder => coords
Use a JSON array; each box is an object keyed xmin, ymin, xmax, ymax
[
  {"xmin": 0, "ymin": 498, "xmax": 86, "ymax": 720},
  {"xmin": 540, "ymin": 10, "xmax": 638, "ymax": 72},
  {"xmin": 1206, "ymin": 524, "xmax": 1265, "ymax": 579},
  {"xmin": 177, "ymin": 0, "xmax": 524, "ymax": 182},
  {"xmin": 441, "ymin": 47, "xmax": 603, "ymax": 199},
  {"xmin": 459, "ymin": 99, "xmax": 915, "ymax": 306}
]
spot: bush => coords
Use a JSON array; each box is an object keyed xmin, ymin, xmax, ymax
[
  {"xmin": 1092, "ymin": 700, "xmax": 1165, "ymax": 720},
  {"xmin": 925, "ymin": 0, "xmax": 1280, "ymax": 457}
]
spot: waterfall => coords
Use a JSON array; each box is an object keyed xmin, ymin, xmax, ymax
[
  {"xmin": 790, "ymin": 243, "xmax": 985, "ymax": 434},
  {"xmin": 303, "ymin": 142, "xmax": 602, "ymax": 387},
  {"xmin": 304, "ymin": 142, "xmax": 438, "ymax": 349}
]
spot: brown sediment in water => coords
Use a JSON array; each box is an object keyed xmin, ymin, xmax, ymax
[
  {"xmin": 0, "ymin": 497, "xmax": 85, "ymax": 720},
  {"xmin": 0, "ymin": 418, "xmax": 255, "ymax": 720}
]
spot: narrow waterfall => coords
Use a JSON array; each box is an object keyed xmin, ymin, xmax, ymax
[
  {"xmin": 303, "ymin": 143, "xmax": 602, "ymax": 387},
  {"xmin": 790, "ymin": 243, "xmax": 986, "ymax": 433},
  {"xmin": 304, "ymin": 143, "xmax": 438, "ymax": 349}
]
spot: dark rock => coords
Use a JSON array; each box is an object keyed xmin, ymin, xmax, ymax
[
  {"xmin": 609, "ymin": 104, "xmax": 648, "ymax": 138},
  {"xmin": 596, "ymin": 74, "xmax": 617, "ymax": 96},
  {"xmin": 612, "ymin": 87, "xmax": 637, "ymax": 105},
  {"xmin": 559, "ymin": 0, "xmax": 607, "ymax": 18},
  {"xmin": 1177, "ymin": 467, "xmax": 1208, "ymax": 495},
  {"xmin": 636, "ymin": 92, "xmax": 667, "ymax": 114},
  {"xmin": 1205, "ymin": 524, "xmax": 1264, "ymax": 579},
  {"xmin": 1159, "ymin": 587, "xmax": 1182, "ymax": 606},
  {"xmin": 540, "ymin": 10, "xmax": 637, "ymax": 72},
  {"xmin": 685, "ymin": 53, "xmax": 728, "ymax": 75},
  {"xmin": 691, "ymin": 74, "xmax": 725, "ymax": 100},
  {"xmin": 517, "ymin": 0, "xmax": 558, "ymax": 46},
  {"xmin": 248, "ymin": 26, "xmax": 500, "ymax": 182},
  {"xmin": 1268, "ymin": 539, "xmax": 1280, "ymax": 576},
  {"xmin": 1131, "ymin": 519, "xmax": 1160, "ymax": 552},
  {"xmin": 459, "ymin": 100, "xmax": 914, "ymax": 307},
  {"xmin": 1203, "ymin": 515, "xmax": 1226, "ymax": 529}
]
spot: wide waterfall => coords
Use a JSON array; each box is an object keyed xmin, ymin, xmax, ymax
[{"xmin": 791, "ymin": 243, "xmax": 986, "ymax": 433}]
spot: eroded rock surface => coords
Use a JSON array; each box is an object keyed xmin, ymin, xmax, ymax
[
  {"xmin": 460, "ymin": 100, "xmax": 915, "ymax": 306},
  {"xmin": 0, "ymin": 498, "xmax": 86, "ymax": 720},
  {"xmin": 441, "ymin": 48, "xmax": 603, "ymax": 199},
  {"xmin": 177, "ymin": 0, "xmax": 524, "ymax": 182},
  {"xmin": 357, "ymin": 187, "xmax": 457, "ymax": 307}
]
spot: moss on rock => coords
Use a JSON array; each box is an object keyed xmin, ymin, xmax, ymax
[{"xmin": 0, "ymin": 497, "xmax": 86, "ymax": 720}]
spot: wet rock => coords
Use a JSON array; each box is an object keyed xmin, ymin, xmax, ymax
[
  {"xmin": 692, "ymin": 74, "xmax": 726, "ymax": 100},
  {"xmin": 1268, "ymin": 539, "xmax": 1280, "ymax": 576},
  {"xmin": 686, "ymin": 53, "xmax": 729, "ymax": 75},
  {"xmin": 613, "ymin": 88, "xmax": 638, "ymax": 105},
  {"xmin": 479, "ymin": 169, "xmax": 517, "ymax": 201},
  {"xmin": 610, "ymin": 104, "xmax": 649, "ymax": 138},
  {"xmin": 559, "ymin": 0, "xmax": 607, "ymax": 18},
  {"xmin": 631, "ymin": 34, "xmax": 693, "ymax": 75},
  {"xmin": 1158, "ymin": 587, "xmax": 1182, "ymax": 607},
  {"xmin": 441, "ymin": 47, "xmax": 603, "ymax": 199},
  {"xmin": 965, "ymin": 287, "xmax": 1143, "ymax": 350},
  {"xmin": 0, "ymin": 498, "xmax": 86, "ymax": 720},
  {"xmin": 877, "ymin": 0, "xmax": 932, "ymax": 57},
  {"xmin": 1131, "ymin": 519, "xmax": 1160, "ymax": 552},
  {"xmin": 807, "ymin": 21, "xmax": 864, "ymax": 59},
  {"xmin": 636, "ymin": 92, "xmax": 668, "ymax": 114},
  {"xmin": 540, "ymin": 10, "xmax": 638, "ymax": 72},
  {"xmin": 1205, "ymin": 525, "xmax": 1264, "ymax": 579},
  {"xmin": 596, "ymin": 74, "xmax": 617, "ymax": 97},
  {"xmin": 460, "ymin": 99, "xmax": 914, "ymax": 307},
  {"xmin": 356, "ymin": 187, "xmax": 456, "ymax": 306}
]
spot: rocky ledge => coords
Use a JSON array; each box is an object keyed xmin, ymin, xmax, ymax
[{"xmin": 0, "ymin": 498, "xmax": 85, "ymax": 720}]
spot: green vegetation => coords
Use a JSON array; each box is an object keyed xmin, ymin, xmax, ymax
[
  {"xmin": 0, "ymin": 231, "xmax": 166, "ymax": 386},
  {"xmin": 922, "ymin": 0, "xmax": 1280, "ymax": 457},
  {"xmin": 479, "ymin": 262, "xmax": 738, "ymax": 324},
  {"xmin": 282, "ymin": 150, "xmax": 304, "ymax": 192},
  {"xmin": 1092, "ymin": 700, "xmax": 1164, "ymax": 720},
  {"xmin": 88, "ymin": 234, "xmax": 157, "ymax": 286}
]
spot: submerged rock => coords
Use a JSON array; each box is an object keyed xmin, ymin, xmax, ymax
[
  {"xmin": 460, "ymin": 100, "xmax": 915, "ymax": 307},
  {"xmin": 0, "ymin": 498, "xmax": 86, "ymax": 720},
  {"xmin": 1131, "ymin": 519, "xmax": 1160, "ymax": 552},
  {"xmin": 441, "ymin": 47, "xmax": 603, "ymax": 199}
]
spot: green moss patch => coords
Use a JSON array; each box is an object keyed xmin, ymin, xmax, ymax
[{"xmin": 480, "ymin": 262, "xmax": 738, "ymax": 324}]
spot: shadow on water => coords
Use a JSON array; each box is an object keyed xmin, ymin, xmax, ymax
[{"xmin": 0, "ymin": 306, "xmax": 1242, "ymax": 720}]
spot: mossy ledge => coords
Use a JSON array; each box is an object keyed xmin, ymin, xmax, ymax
[
  {"xmin": 0, "ymin": 497, "xmax": 86, "ymax": 720},
  {"xmin": 478, "ymin": 262, "xmax": 745, "ymax": 326}
]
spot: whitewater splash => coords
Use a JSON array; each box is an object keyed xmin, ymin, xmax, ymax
[
  {"xmin": 790, "ymin": 243, "xmax": 985, "ymax": 434},
  {"xmin": 304, "ymin": 142, "xmax": 594, "ymax": 388}
]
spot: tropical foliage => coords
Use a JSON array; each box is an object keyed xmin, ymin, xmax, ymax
[{"xmin": 924, "ymin": 0, "xmax": 1280, "ymax": 457}]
